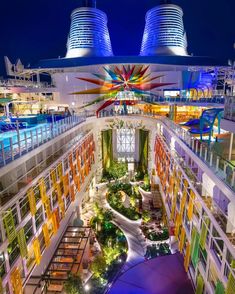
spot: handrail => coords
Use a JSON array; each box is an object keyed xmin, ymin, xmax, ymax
[
  {"xmin": 0, "ymin": 115, "xmax": 86, "ymax": 167},
  {"xmin": 159, "ymin": 117, "xmax": 235, "ymax": 191}
]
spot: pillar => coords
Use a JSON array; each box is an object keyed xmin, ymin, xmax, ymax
[
  {"xmin": 228, "ymin": 133, "xmax": 234, "ymax": 161},
  {"xmin": 169, "ymin": 105, "xmax": 177, "ymax": 122}
]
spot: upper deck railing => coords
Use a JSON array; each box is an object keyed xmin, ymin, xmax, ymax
[
  {"xmin": 145, "ymin": 96, "xmax": 225, "ymax": 105},
  {"xmin": 88, "ymin": 110, "xmax": 235, "ymax": 192},
  {"xmin": 160, "ymin": 117, "xmax": 235, "ymax": 192},
  {"xmin": 0, "ymin": 115, "xmax": 85, "ymax": 167},
  {"xmin": 224, "ymin": 96, "xmax": 235, "ymax": 122},
  {"xmin": 0, "ymin": 78, "xmax": 55, "ymax": 89}
]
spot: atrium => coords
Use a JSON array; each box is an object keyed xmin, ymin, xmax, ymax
[{"xmin": 0, "ymin": 0, "xmax": 234, "ymax": 294}]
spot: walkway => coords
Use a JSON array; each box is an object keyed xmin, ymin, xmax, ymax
[
  {"xmin": 108, "ymin": 253, "xmax": 194, "ymax": 294},
  {"xmin": 82, "ymin": 184, "xmax": 147, "ymax": 272},
  {"xmin": 106, "ymin": 202, "xmax": 147, "ymax": 271}
]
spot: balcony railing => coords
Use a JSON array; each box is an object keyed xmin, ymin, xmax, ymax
[
  {"xmin": 0, "ymin": 115, "xmax": 86, "ymax": 167},
  {"xmin": 224, "ymin": 96, "xmax": 235, "ymax": 122},
  {"xmin": 160, "ymin": 117, "xmax": 235, "ymax": 192},
  {"xmin": 90, "ymin": 111, "xmax": 235, "ymax": 191}
]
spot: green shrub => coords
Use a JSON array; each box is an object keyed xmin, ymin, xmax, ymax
[
  {"xmin": 91, "ymin": 255, "xmax": 107, "ymax": 278},
  {"xmin": 64, "ymin": 274, "xmax": 84, "ymax": 294},
  {"xmin": 102, "ymin": 161, "xmax": 128, "ymax": 181}
]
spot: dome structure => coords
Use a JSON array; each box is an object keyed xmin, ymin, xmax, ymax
[
  {"xmin": 66, "ymin": 0, "xmax": 113, "ymax": 58},
  {"xmin": 140, "ymin": 1, "xmax": 188, "ymax": 56}
]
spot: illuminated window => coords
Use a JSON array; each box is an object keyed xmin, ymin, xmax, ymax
[{"xmin": 117, "ymin": 129, "xmax": 135, "ymax": 153}]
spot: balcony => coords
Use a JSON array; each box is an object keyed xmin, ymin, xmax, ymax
[
  {"xmin": 0, "ymin": 115, "xmax": 85, "ymax": 167},
  {"xmin": 224, "ymin": 96, "xmax": 235, "ymax": 122}
]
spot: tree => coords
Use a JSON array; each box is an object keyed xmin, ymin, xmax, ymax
[
  {"xmin": 142, "ymin": 210, "xmax": 151, "ymax": 223},
  {"xmin": 103, "ymin": 246, "xmax": 120, "ymax": 265},
  {"xmin": 144, "ymin": 174, "xmax": 150, "ymax": 186},
  {"xmin": 64, "ymin": 274, "xmax": 84, "ymax": 294},
  {"xmin": 90, "ymin": 255, "xmax": 107, "ymax": 278},
  {"xmin": 107, "ymin": 161, "xmax": 128, "ymax": 180},
  {"xmin": 130, "ymin": 195, "xmax": 136, "ymax": 207}
]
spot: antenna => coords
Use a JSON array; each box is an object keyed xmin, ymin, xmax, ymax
[
  {"xmin": 79, "ymin": 0, "xmax": 96, "ymax": 8},
  {"xmin": 160, "ymin": 0, "xmax": 172, "ymax": 4}
]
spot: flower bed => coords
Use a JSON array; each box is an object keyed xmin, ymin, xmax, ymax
[
  {"xmin": 107, "ymin": 183, "xmax": 141, "ymax": 221},
  {"xmin": 89, "ymin": 204, "xmax": 128, "ymax": 294},
  {"xmin": 145, "ymin": 243, "xmax": 171, "ymax": 259},
  {"xmin": 142, "ymin": 225, "xmax": 169, "ymax": 241}
]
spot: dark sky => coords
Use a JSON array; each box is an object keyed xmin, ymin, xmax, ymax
[{"xmin": 0, "ymin": 0, "xmax": 234, "ymax": 76}]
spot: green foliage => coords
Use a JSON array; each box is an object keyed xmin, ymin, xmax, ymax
[
  {"xmin": 102, "ymin": 130, "xmax": 113, "ymax": 171},
  {"xmin": 88, "ymin": 201, "xmax": 128, "ymax": 294},
  {"xmin": 64, "ymin": 274, "xmax": 84, "ymax": 294},
  {"xmin": 107, "ymin": 183, "xmax": 132, "ymax": 195},
  {"xmin": 142, "ymin": 227, "xmax": 169, "ymax": 241},
  {"xmin": 138, "ymin": 129, "xmax": 149, "ymax": 174},
  {"xmin": 135, "ymin": 170, "xmax": 145, "ymax": 181},
  {"xmin": 107, "ymin": 183, "xmax": 141, "ymax": 220},
  {"xmin": 107, "ymin": 193, "xmax": 141, "ymax": 220},
  {"xmin": 103, "ymin": 246, "xmax": 120, "ymax": 265},
  {"xmin": 129, "ymin": 195, "xmax": 136, "ymax": 207},
  {"xmin": 144, "ymin": 174, "xmax": 150, "ymax": 186},
  {"xmin": 142, "ymin": 210, "xmax": 151, "ymax": 223},
  {"xmin": 91, "ymin": 255, "xmax": 107, "ymax": 278},
  {"xmin": 103, "ymin": 161, "xmax": 128, "ymax": 181},
  {"xmin": 145, "ymin": 243, "xmax": 171, "ymax": 259}
]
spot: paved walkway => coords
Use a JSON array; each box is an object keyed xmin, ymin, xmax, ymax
[
  {"xmin": 108, "ymin": 253, "xmax": 194, "ymax": 294},
  {"xmin": 82, "ymin": 184, "xmax": 147, "ymax": 271},
  {"xmin": 105, "ymin": 201, "xmax": 146, "ymax": 271}
]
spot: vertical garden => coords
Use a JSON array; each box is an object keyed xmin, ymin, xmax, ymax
[
  {"xmin": 138, "ymin": 129, "xmax": 149, "ymax": 176},
  {"xmin": 102, "ymin": 129, "xmax": 113, "ymax": 172}
]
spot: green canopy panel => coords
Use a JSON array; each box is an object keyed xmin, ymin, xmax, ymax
[
  {"xmin": 0, "ymin": 98, "xmax": 13, "ymax": 104},
  {"xmin": 215, "ymin": 281, "xmax": 225, "ymax": 294}
]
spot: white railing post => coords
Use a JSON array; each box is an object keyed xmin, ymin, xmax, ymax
[
  {"xmin": 191, "ymin": 139, "xmax": 194, "ymax": 151},
  {"xmin": 210, "ymin": 152, "xmax": 213, "ymax": 166},
  {"xmin": 195, "ymin": 141, "xmax": 198, "ymax": 153},
  {"xmin": 199, "ymin": 144, "xmax": 203, "ymax": 157},
  {"xmin": 10, "ymin": 137, "xmax": 14, "ymax": 161},
  {"xmin": 36, "ymin": 128, "xmax": 39, "ymax": 147},
  {"xmin": 16, "ymin": 123, "xmax": 21, "ymax": 157},
  {"xmin": 1, "ymin": 141, "xmax": 5, "ymax": 166},
  {"xmin": 216, "ymin": 156, "xmax": 220, "ymax": 172},
  {"xmin": 204, "ymin": 148, "xmax": 208, "ymax": 162},
  {"xmin": 231, "ymin": 170, "xmax": 235, "ymax": 187},
  {"xmin": 24, "ymin": 132, "xmax": 28, "ymax": 152},
  {"xmin": 224, "ymin": 162, "xmax": 228, "ymax": 174},
  {"xmin": 30, "ymin": 130, "xmax": 34, "ymax": 149}
]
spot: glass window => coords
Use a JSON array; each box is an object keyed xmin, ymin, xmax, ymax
[
  {"xmin": 34, "ymin": 186, "xmax": 41, "ymax": 203},
  {"xmin": 64, "ymin": 158, "xmax": 69, "ymax": 171},
  {"xmin": 38, "ymin": 231, "xmax": 45, "ymax": 252},
  {"xmin": 11, "ymin": 206, "xmax": 19, "ymax": 226},
  {"xmin": 211, "ymin": 239, "xmax": 223, "ymax": 265},
  {"xmin": 19, "ymin": 196, "xmax": 30, "ymax": 219},
  {"xmin": 35, "ymin": 206, "xmax": 44, "ymax": 230},
  {"xmin": 65, "ymin": 195, "xmax": 71, "ymax": 210},
  {"xmin": 24, "ymin": 219, "xmax": 34, "ymax": 244},
  {"xmin": 45, "ymin": 176, "xmax": 50, "ymax": 192},
  {"xmin": 199, "ymin": 248, "xmax": 207, "ymax": 271},
  {"xmin": 52, "ymin": 190, "xmax": 58, "ymax": 207},
  {"xmin": 8, "ymin": 237, "xmax": 20, "ymax": 266},
  {"xmin": 26, "ymin": 248, "xmax": 35, "ymax": 271},
  {"xmin": 0, "ymin": 252, "xmax": 6, "ymax": 278},
  {"xmin": 117, "ymin": 128, "xmax": 135, "ymax": 153}
]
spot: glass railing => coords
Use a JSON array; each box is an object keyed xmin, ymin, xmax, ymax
[
  {"xmin": 160, "ymin": 117, "xmax": 235, "ymax": 192},
  {"xmin": 145, "ymin": 96, "xmax": 225, "ymax": 105},
  {"xmin": 93, "ymin": 111, "xmax": 235, "ymax": 191},
  {"xmin": 0, "ymin": 130, "xmax": 89, "ymax": 206},
  {"xmin": 224, "ymin": 96, "xmax": 235, "ymax": 122},
  {"xmin": 0, "ymin": 115, "xmax": 86, "ymax": 167}
]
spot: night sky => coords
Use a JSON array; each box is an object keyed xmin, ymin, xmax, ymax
[{"xmin": 0, "ymin": 0, "xmax": 234, "ymax": 76}]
